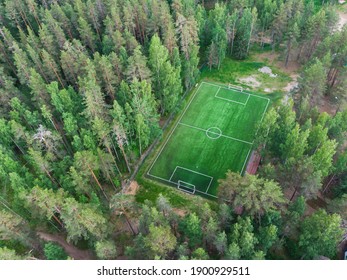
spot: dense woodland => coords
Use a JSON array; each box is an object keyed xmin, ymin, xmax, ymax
[{"xmin": 0, "ymin": 0, "xmax": 346, "ymax": 260}]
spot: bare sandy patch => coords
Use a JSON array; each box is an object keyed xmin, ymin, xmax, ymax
[
  {"xmin": 173, "ymin": 208, "xmax": 188, "ymax": 217},
  {"xmin": 319, "ymin": 95, "xmax": 337, "ymax": 115},
  {"xmin": 124, "ymin": 180, "xmax": 139, "ymax": 195},
  {"xmin": 258, "ymin": 66, "xmax": 277, "ymax": 77},
  {"xmin": 254, "ymin": 51, "xmax": 300, "ymax": 76},
  {"xmin": 238, "ymin": 75, "xmax": 261, "ymax": 87},
  {"xmin": 337, "ymin": 10, "xmax": 347, "ymax": 31}
]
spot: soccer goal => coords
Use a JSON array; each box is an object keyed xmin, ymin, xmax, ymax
[
  {"xmin": 228, "ymin": 83, "xmax": 243, "ymax": 92},
  {"xmin": 177, "ymin": 180, "xmax": 196, "ymax": 194}
]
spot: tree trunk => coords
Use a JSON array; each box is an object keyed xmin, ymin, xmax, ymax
[
  {"xmin": 120, "ymin": 144, "xmax": 131, "ymax": 173},
  {"xmin": 260, "ymin": 25, "xmax": 265, "ymax": 49},
  {"xmin": 247, "ymin": 23, "xmax": 254, "ymax": 54},
  {"xmin": 124, "ymin": 213, "xmax": 136, "ymax": 235},
  {"xmin": 323, "ymin": 174, "xmax": 336, "ymax": 194},
  {"xmin": 44, "ymin": 167, "xmax": 62, "ymax": 188},
  {"xmin": 139, "ymin": 134, "xmax": 142, "ymax": 155},
  {"xmin": 285, "ymin": 39, "xmax": 291, "ymax": 68},
  {"xmin": 87, "ymin": 164, "xmax": 109, "ymax": 200},
  {"xmin": 45, "ymin": 57, "xmax": 65, "ymax": 88},
  {"xmin": 98, "ymin": 153, "xmax": 117, "ymax": 191},
  {"xmin": 106, "ymin": 144, "xmax": 122, "ymax": 176},
  {"xmin": 290, "ymin": 187, "xmax": 298, "ymax": 201},
  {"xmin": 230, "ymin": 27, "xmax": 235, "ymax": 55},
  {"xmin": 271, "ymin": 29, "xmax": 276, "ymax": 52}
]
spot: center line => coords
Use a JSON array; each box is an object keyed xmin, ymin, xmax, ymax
[{"xmin": 178, "ymin": 122, "xmax": 253, "ymax": 145}]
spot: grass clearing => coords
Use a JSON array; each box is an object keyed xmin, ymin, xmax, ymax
[
  {"xmin": 200, "ymin": 56, "xmax": 292, "ymax": 94},
  {"xmin": 145, "ymin": 81, "xmax": 269, "ymax": 198}
]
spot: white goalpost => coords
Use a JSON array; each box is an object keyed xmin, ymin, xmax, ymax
[
  {"xmin": 177, "ymin": 180, "xmax": 196, "ymax": 194},
  {"xmin": 228, "ymin": 83, "xmax": 243, "ymax": 92}
]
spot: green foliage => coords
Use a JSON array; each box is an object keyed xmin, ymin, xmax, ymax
[
  {"xmin": 0, "ymin": 0, "xmax": 344, "ymax": 262},
  {"xmin": 95, "ymin": 240, "xmax": 117, "ymax": 260},
  {"xmin": 180, "ymin": 213, "xmax": 203, "ymax": 249},
  {"xmin": 191, "ymin": 248, "xmax": 209, "ymax": 260},
  {"xmin": 44, "ymin": 242, "xmax": 68, "ymax": 260},
  {"xmin": 233, "ymin": 9, "xmax": 253, "ymax": 59},
  {"xmin": 298, "ymin": 210, "xmax": 343, "ymax": 259},
  {"xmin": 144, "ymin": 225, "xmax": 177, "ymax": 259},
  {"xmin": 229, "ymin": 217, "xmax": 259, "ymax": 259},
  {"xmin": 218, "ymin": 172, "xmax": 285, "ymax": 217},
  {"xmin": 0, "ymin": 247, "xmax": 24, "ymax": 260}
]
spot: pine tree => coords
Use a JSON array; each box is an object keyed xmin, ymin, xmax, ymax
[
  {"xmin": 125, "ymin": 46, "xmax": 151, "ymax": 83},
  {"xmin": 110, "ymin": 193, "xmax": 137, "ymax": 235},
  {"xmin": 144, "ymin": 224, "xmax": 177, "ymax": 259},
  {"xmin": 12, "ymin": 42, "xmax": 32, "ymax": 85},
  {"xmin": 77, "ymin": 16, "xmax": 97, "ymax": 52},
  {"xmin": 60, "ymin": 40, "xmax": 89, "ymax": 87},
  {"xmin": 299, "ymin": 58, "xmax": 327, "ymax": 106},
  {"xmin": 149, "ymin": 34, "xmax": 182, "ymax": 114},
  {"xmin": 298, "ymin": 210, "xmax": 343, "ymax": 259},
  {"xmin": 129, "ymin": 79, "xmax": 159, "ymax": 154},
  {"xmin": 233, "ymin": 8, "xmax": 253, "ymax": 59},
  {"xmin": 218, "ymin": 172, "xmax": 285, "ymax": 218},
  {"xmin": 95, "ymin": 240, "xmax": 117, "ymax": 260}
]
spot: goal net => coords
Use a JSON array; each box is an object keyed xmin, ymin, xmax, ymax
[
  {"xmin": 228, "ymin": 83, "xmax": 243, "ymax": 92},
  {"xmin": 177, "ymin": 180, "xmax": 196, "ymax": 194}
]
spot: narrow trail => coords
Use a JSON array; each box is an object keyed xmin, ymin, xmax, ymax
[{"xmin": 37, "ymin": 232, "xmax": 94, "ymax": 260}]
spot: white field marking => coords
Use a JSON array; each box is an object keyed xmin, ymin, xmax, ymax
[
  {"xmin": 260, "ymin": 98, "xmax": 271, "ymax": 123},
  {"xmin": 214, "ymin": 94, "xmax": 248, "ymax": 105},
  {"xmin": 245, "ymin": 93, "xmax": 251, "ymax": 104},
  {"xmin": 147, "ymin": 172, "xmax": 218, "ymax": 199},
  {"xmin": 228, "ymin": 83, "xmax": 243, "ymax": 92},
  {"xmin": 175, "ymin": 165, "xmax": 213, "ymax": 180},
  {"xmin": 169, "ymin": 166, "xmax": 178, "ymax": 181},
  {"xmin": 240, "ymin": 148, "xmax": 252, "ymax": 175},
  {"xmin": 147, "ymin": 82, "xmax": 203, "ymax": 176},
  {"xmin": 215, "ymin": 86, "xmax": 221, "ymax": 95},
  {"xmin": 205, "ymin": 177, "xmax": 214, "ymax": 194},
  {"xmin": 214, "ymin": 87, "xmax": 250, "ymax": 105},
  {"xmin": 147, "ymin": 81, "xmax": 263, "ymax": 198},
  {"xmin": 202, "ymin": 81, "xmax": 270, "ymax": 102},
  {"xmin": 206, "ymin": 127, "xmax": 222, "ymax": 140},
  {"xmin": 178, "ymin": 180, "xmax": 196, "ymax": 194},
  {"xmin": 178, "ymin": 122, "xmax": 253, "ymax": 145},
  {"xmin": 254, "ymin": 98, "xmax": 271, "ymax": 137},
  {"xmin": 203, "ymin": 81, "xmax": 248, "ymax": 97},
  {"xmin": 170, "ymin": 166, "xmax": 214, "ymax": 194}
]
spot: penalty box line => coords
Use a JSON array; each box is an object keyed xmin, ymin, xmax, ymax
[
  {"xmin": 178, "ymin": 122, "xmax": 253, "ymax": 145},
  {"xmin": 214, "ymin": 86, "xmax": 250, "ymax": 106},
  {"xmin": 147, "ymin": 82, "xmax": 204, "ymax": 177},
  {"xmin": 240, "ymin": 148, "xmax": 252, "ymax": 175},
  {"xmin": 202, "ymin": 81, "xmax": 270, "ymax": 102},
  {"xmin": 146, "ymin": 173, "xmax": 218, "ymax": 198},
  {"xmin": 169, "ymin": 166, "xmax": 214, "ymax": 195}
]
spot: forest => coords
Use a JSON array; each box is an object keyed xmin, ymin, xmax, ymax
[{"xmin": 0, "ymin": 0, "xmax": 346, "ymax": 260}]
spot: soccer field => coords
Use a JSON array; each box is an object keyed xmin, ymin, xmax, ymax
[{"xmin": 147, "ymin": 82, "xmax": 270, "ymax": 198}]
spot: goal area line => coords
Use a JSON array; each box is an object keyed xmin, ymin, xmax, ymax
[
  {"xmin": 169, "ymin": 165, "xmax": 214, "ymax": 194},
  {"xmin": 146, "ymin": 172, "xmax": 218, "ymax": 199},
  {"xmin": 214, "ymin": 86, "xmax": 250, "ymax": 106},
  {"xmin": 177, "ymin": 180, "xmax": 196, "ymax": 194}
]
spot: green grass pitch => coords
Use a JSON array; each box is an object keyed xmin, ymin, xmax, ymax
[{"xmin": 147, "ymin": 81, "xmax": 270, "ymax": 198}]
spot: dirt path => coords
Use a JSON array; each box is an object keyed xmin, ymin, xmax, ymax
[
  {"xmin": 37, "ymin": 232, "xmax": 94, "ymax": 260},
  {"xmin": 124, "ymin": 180, "xmax": 139, "ymax": 195},
  {"xmin": 337, "ymin": 10, "xmax": 347, "ymax": 31}
]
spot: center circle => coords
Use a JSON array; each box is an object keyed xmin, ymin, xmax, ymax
[{"xmin": 206, "ymin": 127, "xmax": 222, "ymax": 140}]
